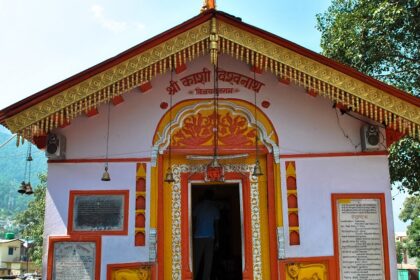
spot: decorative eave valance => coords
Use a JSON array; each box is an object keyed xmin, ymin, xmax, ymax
[
  {"xmin": 2, "ymin": 12, "xmax": 419, "ymax": 145},
  {"xmin": 215, "ymin": 20, "xmax": 419, "ymax": 140},
  {"xmin": 4, "ymin": 21, "xmax": 212, "ymax": 145}
]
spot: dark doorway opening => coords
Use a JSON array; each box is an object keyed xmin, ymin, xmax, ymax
[{"xmin": 192, "ymin": 184, "xmax": 242, "ymax": 280}]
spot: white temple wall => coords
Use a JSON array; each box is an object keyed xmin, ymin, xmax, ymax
[
  {"xmin": 43, "ymin": 162, "xmax": 151, "ymax": 278},
  {"xmin": 43, "ymin": 54, "xmax": 394, "ymax": 279},
  {"xmin": 280, "ymin": 155, "xmax": 396, "ymax": 277}
]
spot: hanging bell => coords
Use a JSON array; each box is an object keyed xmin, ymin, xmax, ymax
[
  {"xmin": 252, "ymin": 160, "xmax": 263, "ymax": 177},
  {"xmin": 101, "ymin": 166, "xmax": 111, "ymax": 181},
  {"xmin": 25, "ymin": 183, "xmax": 34, "ymax": 195},
  {"xmin": 26, "ymin": 154, "xmax": 33, "ymax": 162},
  {"xmin": 18, "ymin": 181, "xmax": 27, "ymax": 194},
  {"xmin": 164, "ymin": 168, "xmax": 175, "ymax": 183}
]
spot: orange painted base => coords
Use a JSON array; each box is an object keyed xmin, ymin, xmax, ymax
[
  {"xmin": 279, "ymin": 256, "xmax": 336, "ymax": 279},
  {"xmin": 107, "ymin": 262, "xmax": 156, "ymax": 280}
]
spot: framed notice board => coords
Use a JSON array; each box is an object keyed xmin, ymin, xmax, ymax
[
  {"xmin": 68, "ymin": 190, "xmax": 129, "ymax": 235},
  {"xmin": 47, "ymin": 236, "xmax": 101, "ymax": 280},
  {"xmin": 332, "ymin": 193, "xmax": 390, "ymax": 280}
]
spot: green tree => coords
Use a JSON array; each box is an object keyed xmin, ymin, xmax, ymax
[
  {"xmin": 316, "ymin": 0, "xmax": 420, "ymax": 195},
  {"xmin": 399, "ymin": 196, "xmax": 420, "ymax": 267},
  {"xmin": 389, "ymin": 138, "xmax": 420, "ymax": 195},
  {"xmin": 395, "ymin": 239, "xmax": 408, "ymax": 264},
  {"xmin": 316, "ymin": 0, "xmax": 420, "ymax": 95},
  {"xmin": 14, "ymin": 174, "xmax": 46, "ymax": 267}
]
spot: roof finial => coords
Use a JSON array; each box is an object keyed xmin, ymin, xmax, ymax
[{"xmin": 201, "ymin": 0, "xmax": 216, "ymax": 12}]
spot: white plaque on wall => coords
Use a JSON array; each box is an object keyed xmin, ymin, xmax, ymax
[
  {"xmin": 336, "ymin": 197, "xmax": 385, "ymax": 280},
  {"xmin": 52, "ymin": 242, "xmax": 96, "ymax": 280}
]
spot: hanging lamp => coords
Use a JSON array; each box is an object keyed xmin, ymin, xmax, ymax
[
  {"xmin": 18, "ymin": 142, "xmax": 34, "ymax": 195},
  {"xmin": 164, "ymin": 67, "xmax": 175, "ymax": 183},
  {"xmin": 101, "ymin": 101, "xmax": 111, "ymax": 181},
  {"xmin": 205, "ymin": 61, "xmax": 224, "ymax": 182},
  {"xmin": 252, "ymin": 65, "xmax": 263, "ymax": 177}
]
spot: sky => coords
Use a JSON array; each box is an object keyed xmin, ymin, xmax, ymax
[
  {"xmin": 0, "ymin": 0, "xmax": 409, "ymax": 232},
  {"xmin": 0, "ymin": 0, "xmax": 333, "ymax": 109}
]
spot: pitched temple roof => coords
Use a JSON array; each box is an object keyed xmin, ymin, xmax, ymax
[{"xmin": 1, "ymin": 9, "xmax": 419, "ymax": 143}]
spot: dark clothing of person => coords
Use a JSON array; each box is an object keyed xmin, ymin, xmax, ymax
[{"xmin": 193, "ymin": 199, "xmax": 219, "ymax": 280}]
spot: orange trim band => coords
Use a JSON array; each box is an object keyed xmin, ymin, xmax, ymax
[
  {"xmin": 47, "ymin": 151, "xmax": 387, "ymax": 164},
  {"xmin": 106, "ymin": 262, "xmax": 156, "ymax": 280},
  {"xmin": 49, "ymin": 157, "xmax": 151, "ymax": 163},
  {"xmin": 67, "ymin": 190, "xmax": 129, "ymax": 236},
  {"xmin": 280, "ymin": 150, "xmax": 387, "ymax": 159},
  {"xmin": 47, "ymin": 235, "xmax": 102, "ymax": 280}
]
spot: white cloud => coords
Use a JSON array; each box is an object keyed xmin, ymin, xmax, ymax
[
  {"xmin": 135, "ymin": 23, "xmax": 146, "ymax": 30},
  {"xmin": 90, "ymin": 4, "xmax": 145, "ymax": 33},
  {"xmin": 91, "ymin": 4, "xmax": 128, "ymax": 32}
]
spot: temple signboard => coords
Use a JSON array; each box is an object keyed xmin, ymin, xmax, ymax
[
  {"xmin": 52, "ymin": 242, "xmax": 96, "ymax": 280},
  {"xmin": 336, "ymin": 198, "xmax": 385, "ymax": 280}
]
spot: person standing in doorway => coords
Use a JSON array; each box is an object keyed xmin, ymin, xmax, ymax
[{"xmin": 193, "ymin": 189, "xmax": 220, "ymax": 280}]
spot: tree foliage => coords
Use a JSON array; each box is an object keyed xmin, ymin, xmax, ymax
[
  {"xmin": 399, "ymin": 196, "xmax": 420, "ymax": 267},
  {"xmin": 395, "ymin": 239, "xmax": 408, "ymax": 264},
  {"xmin": 14, "ymin": 174, "xmax": 46, "ymax": 267},
  {"xmin": 389, "ymin": 137, "xmax": 420, "ymax": 195},
  {"xmin": 0, "ymin": 132, "xmax": 47, "ymax": 216},
  {"xmin": 316, "ymin": 0, "xmax": 420, "ymax": 195},
  {"xmin": 316, "ymin": 0, "xmax": 420, "ymax": 95}
]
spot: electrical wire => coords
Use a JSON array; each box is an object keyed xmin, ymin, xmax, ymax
[
  {"xmin": 104, "ymin": 94, "xmax": 111, "ymax": 170},
  {"xmin": 340, "ymin": 107, "xmax": 387, "ymax": 149},
  {"xmin": 253, "ymin": 65, "xmax": 259, "ymax": 160},
  {"xmin": 168, "ymin": 68, "xmax": 174, "ymax": 167},
  {"xmin": 335, "ymin": 108, "xmax": 360, "ymax": 150},
  {"xmin": 213, "ymin": 60, "xmax": 219, "ymax": 159},
  {"xmin": 0, "ymin": 134, "xmax": 17, "ymax": 150}
]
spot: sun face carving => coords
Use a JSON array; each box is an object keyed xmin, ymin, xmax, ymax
[{"xmin": 172, "ymin": 111, "xmax": 256, "ymax": 148}]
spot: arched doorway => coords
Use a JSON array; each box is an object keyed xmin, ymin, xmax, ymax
[{"xmin": 152, "ymin": 99, "xmax": 281, "ymax": 280}]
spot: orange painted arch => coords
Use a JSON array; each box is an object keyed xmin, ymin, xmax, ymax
[{"xmin": 152, "ymin": 98, "xmax": 279, "ymax": 150}]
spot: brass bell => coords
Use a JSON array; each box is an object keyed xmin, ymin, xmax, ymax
[
  {"xmin": 164, "ymin": 168, "xmax": 175, "ymax": 183},
  {"xmin": 18, "ymin": 181, "xmax": 27, "ymax": 194},
  {"xmin": 252, "ymin": 160, "xmax": 263, "ymax": 177},
  {"xmin": 25, "ymin": 183, "xmax": 34, "ymax": 195},
  {"xmin": 27, "ymin": 154, "xmax": 33, "ymax": 162},
  {"xmin": 101, "ymin": 166, "xmax": 111, "ymax": 181}
]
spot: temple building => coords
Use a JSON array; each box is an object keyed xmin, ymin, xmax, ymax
[{"xmin": 1, "ymin": 4, "xmax": 419, "ymax": 280}]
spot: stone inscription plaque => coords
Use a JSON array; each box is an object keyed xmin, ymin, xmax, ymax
[
  {"xmin": 337, "ymin": 199, "xmax": 385, "ymax": 280},
  {"xmin": 73, "ymin": 195, "xmax": 124, "ymax": 231},
  {"xmin": 53, "ymin": 242, "xmax": 96, "ymax": 280}
]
